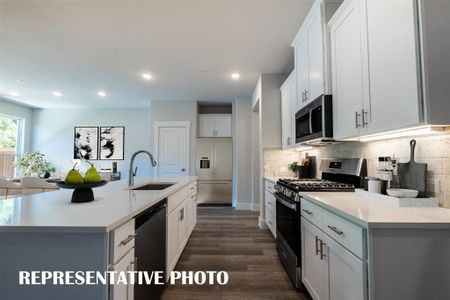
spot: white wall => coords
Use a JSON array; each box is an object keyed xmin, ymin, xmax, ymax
[
  {"xmin": 31, "ymin": 108, "xmax": 151, "ymax": 177},
  {"xmin": 0, "ymin": 98, "xmax": 33, "ymax": 152},
  {"xmin": 232, "ymin": 97, "xmax": 253, "ymax": 210},
  {"xmin": 149, "ymin": 101, "xmax": 197, "ymax": 176}
]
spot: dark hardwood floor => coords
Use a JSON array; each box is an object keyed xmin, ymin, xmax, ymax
[{"xmin": 161, "ymin": 207, "xmax": 306, "ymax": 300}]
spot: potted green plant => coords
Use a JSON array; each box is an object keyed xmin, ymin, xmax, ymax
[
  {"xmin": 14, "ymin": 151, "xmax": 55, "ymax": 178},
  {"xmin": 288, "ymin": 160, "xmax": 311, "ymax": 178}
]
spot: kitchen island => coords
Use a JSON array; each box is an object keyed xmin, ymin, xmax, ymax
[
  {"xmin": 300, "ymin": 191, "xmax": 450, "ymax": 300},
  {"xmin": 0, "ymin": 176, "xmax": 198, "ymax": 300}
]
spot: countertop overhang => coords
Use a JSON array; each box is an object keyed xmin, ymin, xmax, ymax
[{"xmin": 0, "ymin": 176, "xmax": 197, "ymax": 233}]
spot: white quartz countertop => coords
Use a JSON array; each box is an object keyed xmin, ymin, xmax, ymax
[
  {"xmin": 0, "ymin": 176, "xmax": 197, "ymax": 233},
  {"xmin": 300, "ymin": 191, "xmax": 450, "ymax": 229}
]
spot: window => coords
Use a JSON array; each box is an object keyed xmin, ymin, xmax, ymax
[{"xmin": 0, "ymin": 114, "xmax": 24, "ymax": 179}]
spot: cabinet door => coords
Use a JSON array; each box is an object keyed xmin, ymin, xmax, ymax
[
  {"xmin": 187, "ymin": 194, "xmax": 197, "ymax": 233},
  {"xmin": 281, "ymin": 75, "xmax": 294, "ymax": 149},
  {"xmin": 198, "ymin": 115, "xmax": 216, "ymax": 137},
  {"xmin": 307, "ymin": 5, "xmax": 325, "ymax": 102},
  {"xmin": 166, "ymin": 210, "xmax": 179, "ymax": 274},
  {"xmin": 324, "ymin": 234, "xmax": 367, "ymax": 300},
  {"xmin": 111, "ymin": 249, "xmax": 134, "ymax": 300},
  {"xmin": 301, "ymin": 218, "xmax": 328, "ymax": 300},
  {"xmin": 214, "ymin": 115, "xmax": 232, "ymax": 137},
  {"xmin": 177, "ymin": 202, "xmax": 188, "ymax": 253},
  {"xmin": 329, "ymin": 0, "xmax": 368, "ymax": 139},
  {"xmin": 295, "ymin": 34, "xmax": 310, "ymax": 111},
  {"xmin": 365, "ymin": 0, "xmax": 421, "ymax": 133}
]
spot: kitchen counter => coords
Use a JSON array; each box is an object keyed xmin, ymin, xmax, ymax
[
  {"xmin": 0, "ymin": 176, "xmax": 197, "ymax": 233},
  {"xmin": 300, "ymin": 191, "xmax": 450, "ymax": 229}
]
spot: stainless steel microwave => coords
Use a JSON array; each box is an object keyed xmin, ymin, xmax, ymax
[{"xmin": 295, "ymin": 95, "xmax": 333, "ymax": 144}]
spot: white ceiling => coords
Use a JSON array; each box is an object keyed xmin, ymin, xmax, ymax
[{"xmin": 0, "ymin": 0, "xmax": 313, "ymax": 108}]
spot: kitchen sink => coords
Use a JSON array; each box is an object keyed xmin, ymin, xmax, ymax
[{"xmin": 131, "ymin": 183, "xmax": 175, "ymax": 190}]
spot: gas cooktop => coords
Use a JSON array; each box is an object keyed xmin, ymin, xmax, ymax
[{"xmin": 277, "ymin": 178, "xmax": 355, "ymax": 192}]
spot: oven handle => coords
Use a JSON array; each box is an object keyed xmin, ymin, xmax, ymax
[
  {"xmin": 274, "ymin": 193, "xmax": 297, "ymax": 211},
  {"xmin": 309, "ymin": 109, "xmax": 313, "ymax": 134}
]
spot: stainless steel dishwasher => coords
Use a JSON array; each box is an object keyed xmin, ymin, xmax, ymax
[{"xmin": 134, "ymin": 199, "xmax": 167, "ymax": 300}]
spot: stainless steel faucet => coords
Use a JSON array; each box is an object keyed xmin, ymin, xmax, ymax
[{"xmin": 128, "ymin": 150, "xmax": 158, "ymax": 187}]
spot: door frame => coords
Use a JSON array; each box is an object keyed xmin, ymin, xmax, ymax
[{"xmin": 153, "ymin": 121, "xmax": 191, "ymax": 177}]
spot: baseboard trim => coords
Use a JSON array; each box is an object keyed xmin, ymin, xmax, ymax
[
  {"xmin": 235, "ymin": 203, "xmax": 252, "ymax": 210},
  {"xmin": 251, "ymin": 203, "xmax": 260, "ymax": 212}
]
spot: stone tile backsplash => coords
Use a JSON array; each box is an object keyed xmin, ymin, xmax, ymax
[{"xmin": 264, "ymin": 132, "xmax": 450, "ymax": 208}]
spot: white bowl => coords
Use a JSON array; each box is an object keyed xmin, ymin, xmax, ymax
[{"xmin": 386, "ymin": 188, "xmax": 419, "ymax": 198}]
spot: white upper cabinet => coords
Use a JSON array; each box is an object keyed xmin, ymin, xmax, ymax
[
  {"xmin": 293, "ymin": 1, "xmax": 326, "ymax": 110},
  {"xmin": 329, "ymin": 0, "xmax": 369, "ymax": 139},
  {"xmin": 198, "ymin": 114, "xmax": 232, "ymax": 137},
  {"xmin": 330, "ymin": 0, "xmax": 426, "ymax": 139},
  {"xmin": 280, "ymin": 71, "xmax": 296, "ymax": 149},
  {"xmin": 365, "ymin": 0, "xmax": 421, "ymax": 132}
]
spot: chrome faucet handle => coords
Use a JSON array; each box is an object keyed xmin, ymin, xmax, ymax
[{"xmin": 133, "ymin": 166, "xmax": 138, "ymax": 176}]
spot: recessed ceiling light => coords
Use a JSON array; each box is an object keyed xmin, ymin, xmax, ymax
[
  {"xmin": 52, "ymin": 91, "xmax": 62, "ymax": 97},
  {"xmin": 231, "ymin": 73, "xmax": 240, "ymax": 79},
  {"xmin": 141, "ymin": 73, "xmax": 153, "ymax": 80},
  {"xmin": 9, "ymin": 91, "xmax": 20, "ymax": 97},
  {"xmin": 97, "ymin": 91, "xmax": 107, "ymax": 97}
]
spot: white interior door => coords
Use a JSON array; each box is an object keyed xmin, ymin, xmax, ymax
[{"xmin": 155, "ymin": 122, "xmax": 190, "ymax": 177}]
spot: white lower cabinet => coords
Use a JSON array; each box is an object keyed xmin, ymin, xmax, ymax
[
  {"xmin": 166, "ymin": 181, "xmax": 198, "ymax": 277},
  {"xmin": 301, "ymin": 197, "xmax": 367, "ymax": 300},
  {"xmin": 301, "ymin": 218, "xmax": 328, "ymax": 300},
  {"xmin": 264, "ymin": 180, "xmax": 276, "ymax": 238},
  {"xmin": 324, "ymin": 234, "xmax": 366, "ymax": 300},
  {"xmin": 111, "ymin": 248, "xmax": 135, "ymax": 300}
]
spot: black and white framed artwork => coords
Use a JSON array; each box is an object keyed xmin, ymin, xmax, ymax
[
  {"xmin": 74, "ymin": 127, "xmax": 99, "ymax": 160},
  {"xmin": 99, "ymin": 126, "xmax": 125, "ymax": 160}
]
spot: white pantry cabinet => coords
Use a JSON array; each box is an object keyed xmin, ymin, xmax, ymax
[
  {"xmin": 198, "ymin": 114, "xmax": 232, "ymax": 137},
  {"xmin": 166, "ymin": 181, "xmax": 197, "ymax": 277},
  {"xmin": 280, "ymin": 71, "xmax": 296, "ymax": 149},
  {"xmin": 330, "ymin": 0, "xmax": 426, "ymax": 139},
  {"xmin": 292, "ymin": 1, "xmax": 326, "ymax": 110}
]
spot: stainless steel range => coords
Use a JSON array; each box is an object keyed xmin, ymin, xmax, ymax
[{"xmin": 274, "ymin": 158, "xmax": 366, "ymax": 289}]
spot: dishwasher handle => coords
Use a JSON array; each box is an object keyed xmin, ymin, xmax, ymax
[{"xmin": 135, "ymin": 199, "xmax": 167, "ymax": 229}]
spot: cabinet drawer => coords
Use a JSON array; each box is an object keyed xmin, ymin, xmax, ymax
[
  {"xmin": 110, "ymin": 219, "xmax": 135, "ymax": 265},
  {"xmin": 265, "ymin": 190, "xmax": 276, "ymax": 214},
  {"xmin": 265, "ymin": 208, "xmax": 276, "ymax": 238},
  {"xmin": 168, "ymin": 181, "xmax": 197, "ymax": 214},
  {"xmin": 322, "ymin": 209, "xmax": 365, "ymax": 259},
  {"xmin": 301, "ymin": 197, "xmax": 323, "ymax": 228},
  {"xmin": 265, "ymin": 180, "xmax": 275, "ymax": 193}
]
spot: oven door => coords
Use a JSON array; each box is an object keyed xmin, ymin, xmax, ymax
[{"xmin": 275, "ymin": 192, "xmax": 300, "ymax": 260}]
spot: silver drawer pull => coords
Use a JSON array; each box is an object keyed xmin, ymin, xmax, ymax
[
  {"xmin": 267, "ymin": 201, "xmax": 272, "ymax": 205},
  {"xmin": 190, "ymin": 187, "xmax": 195, "ymax": 190},
  {"xmin": 320, "ymin": 240, "xmax": 326, "ymax": 260},
  {"xmin": 120, "ymin": 233, "xmax": 137, "ymax": 246},
  {"xmin": 302, "ymin": 209, "xmax": 313, "ymax": 215},
  {"xmin": 268, "ymin": 220, "xmax": 272, "ymax": 225},
  {"xmin": 328, "ymin": 225, "xmax": 344, "ymax": 236},
  {"xmin": 315, "ymin": 236, "xmax": 320, "ymax": 255}
]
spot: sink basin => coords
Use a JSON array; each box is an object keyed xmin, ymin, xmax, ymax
[{"xmin": 131, "ymin": 183, "xmax": 175, "ymax": 190}]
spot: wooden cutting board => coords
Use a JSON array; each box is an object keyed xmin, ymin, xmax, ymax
[{"xmin": 396, "ymin": 140, "xmax": 427, "ymax": 197}]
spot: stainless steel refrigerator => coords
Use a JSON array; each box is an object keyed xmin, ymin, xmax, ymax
[{"xmin": 196, "ymin": 138, "xmax": 232, "ymax": 204}]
